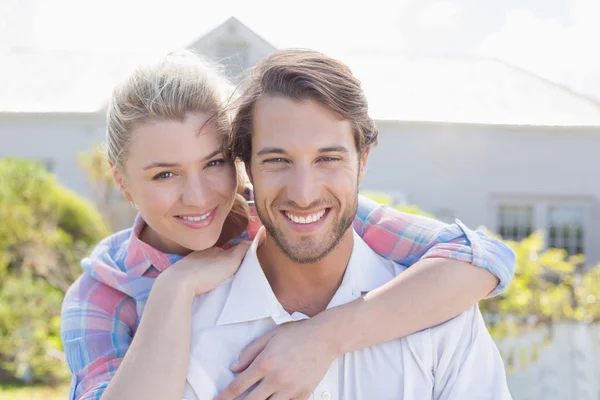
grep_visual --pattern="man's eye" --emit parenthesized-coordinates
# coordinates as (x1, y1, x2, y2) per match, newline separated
(264, 158, 287, 164)
(153, 171, 174, 180)
(207, 159, 226, 167)
(318, 157, 341, 163)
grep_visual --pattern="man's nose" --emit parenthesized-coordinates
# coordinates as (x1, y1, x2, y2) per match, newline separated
(285, 165, 321, 208)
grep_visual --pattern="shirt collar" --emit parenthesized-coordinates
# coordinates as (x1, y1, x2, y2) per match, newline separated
(217, 229, 289, 326)
(216, 229, 396, 326)
(125, 214, 180, 277)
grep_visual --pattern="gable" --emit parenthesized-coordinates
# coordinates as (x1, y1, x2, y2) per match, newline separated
(187, 17, 277, 82)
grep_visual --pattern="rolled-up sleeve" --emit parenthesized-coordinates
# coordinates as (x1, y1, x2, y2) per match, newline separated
(354, 195, 515, 296)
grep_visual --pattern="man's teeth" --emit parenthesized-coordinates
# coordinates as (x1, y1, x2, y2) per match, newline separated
(285, 210, 326, 224)
(180, 212, 211, 222)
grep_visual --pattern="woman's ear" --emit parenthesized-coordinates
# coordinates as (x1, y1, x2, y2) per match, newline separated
(109, 160, 133, 202)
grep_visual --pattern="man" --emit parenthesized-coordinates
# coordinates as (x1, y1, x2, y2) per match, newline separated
(183, 49, 512, 400)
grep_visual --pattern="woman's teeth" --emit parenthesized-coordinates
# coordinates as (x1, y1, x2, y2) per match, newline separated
(180, 212, 211, 222)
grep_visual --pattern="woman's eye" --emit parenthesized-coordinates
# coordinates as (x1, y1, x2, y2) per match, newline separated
(153, 171, 174, 180)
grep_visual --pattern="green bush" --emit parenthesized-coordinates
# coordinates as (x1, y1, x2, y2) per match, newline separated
(478, 231, 592, 338)
(0, 158, 108, 289)
(0, 275, 68, 384)
(0, 158, 108, 383)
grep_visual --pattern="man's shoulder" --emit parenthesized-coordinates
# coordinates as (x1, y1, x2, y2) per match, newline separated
(408, 304, 483, 340)
(400, 305, 485, 376)
(404, 305, 486, 364)
(352, 231, 408, 273)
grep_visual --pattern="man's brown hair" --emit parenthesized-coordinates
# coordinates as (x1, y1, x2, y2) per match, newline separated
(229, 49, 378, 163)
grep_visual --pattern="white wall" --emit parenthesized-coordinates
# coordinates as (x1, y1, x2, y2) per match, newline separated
(362, 121, 600, 263)
(0, 113, 105, 198)
(4, 114, 599, 263)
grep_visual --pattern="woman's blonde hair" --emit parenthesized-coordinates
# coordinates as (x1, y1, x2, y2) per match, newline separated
(106, 50, 249, 243)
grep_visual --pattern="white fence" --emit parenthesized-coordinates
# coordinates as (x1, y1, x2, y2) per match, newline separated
(494, 323, 600, 400)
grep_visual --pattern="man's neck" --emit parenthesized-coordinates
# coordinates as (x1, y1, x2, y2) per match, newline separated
(257, 229, 354, 317)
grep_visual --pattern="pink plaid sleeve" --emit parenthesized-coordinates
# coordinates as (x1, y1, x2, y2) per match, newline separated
(354, 196, 515, 296)
(61, 274, 137, 400)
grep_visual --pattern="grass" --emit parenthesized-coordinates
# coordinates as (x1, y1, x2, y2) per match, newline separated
(0, 382, 70, 400)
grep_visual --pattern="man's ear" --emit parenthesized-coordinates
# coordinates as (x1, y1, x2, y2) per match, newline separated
(109, 160, 133, 202)
(358, 147, 370, 184)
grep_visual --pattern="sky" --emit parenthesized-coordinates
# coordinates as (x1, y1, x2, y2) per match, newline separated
(2, 0, 600, 101)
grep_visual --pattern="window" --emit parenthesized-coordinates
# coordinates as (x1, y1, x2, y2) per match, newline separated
(497, 204, 534, 241)
(493, 198, 590, 259)
(548, 206, 585, 256)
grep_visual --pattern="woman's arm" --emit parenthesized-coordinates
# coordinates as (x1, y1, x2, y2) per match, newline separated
(61, 274, 192, 400)
(99, 276, 194, 400)
(62, 245, 249, 400)
(354, 195, 514, 295)
(334, 196, 516, 345)
(314, 258, 499, 354)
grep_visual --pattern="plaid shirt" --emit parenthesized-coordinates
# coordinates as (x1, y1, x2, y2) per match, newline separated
(61, 195, 515, 400)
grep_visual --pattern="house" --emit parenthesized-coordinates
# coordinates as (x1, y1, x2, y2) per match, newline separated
(2, 17, 600, 265)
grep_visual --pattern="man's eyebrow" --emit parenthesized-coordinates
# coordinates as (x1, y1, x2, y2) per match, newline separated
(256, 147, 287, 157)
(318, 146, 349, 153)
(256, 146, 350, 156)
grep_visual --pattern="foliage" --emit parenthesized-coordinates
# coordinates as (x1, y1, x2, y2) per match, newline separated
(78, 144, 136, 231)
(479, 231, 597, 337)
(0, 158, 109, 290)
(0, 276, 70, 384)
(0, 158, 108, 383)
(0, 381, 69, 400)
(78, 144, 115, 188)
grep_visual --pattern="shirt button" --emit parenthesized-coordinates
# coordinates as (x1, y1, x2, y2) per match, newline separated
(321, 391, 331, 400)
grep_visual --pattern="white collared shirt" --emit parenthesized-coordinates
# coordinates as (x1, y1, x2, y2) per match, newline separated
(183, 230, 512, 400)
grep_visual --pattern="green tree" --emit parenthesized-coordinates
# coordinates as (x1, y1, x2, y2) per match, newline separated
(479, 231, 590, 337)
(0, 158, 109, 383)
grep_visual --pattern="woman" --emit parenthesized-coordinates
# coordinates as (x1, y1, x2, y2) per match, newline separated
(61, 50, 514, 400)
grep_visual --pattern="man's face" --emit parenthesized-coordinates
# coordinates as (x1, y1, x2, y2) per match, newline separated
(248, 96, 369, 263)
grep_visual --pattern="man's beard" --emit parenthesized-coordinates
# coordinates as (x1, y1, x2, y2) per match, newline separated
(255, 191, 358, 264)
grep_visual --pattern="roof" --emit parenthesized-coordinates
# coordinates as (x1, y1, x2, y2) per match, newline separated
(3, 20, 600, 127)
(187, 16, 277, 57)
(344, 55, 600, 127)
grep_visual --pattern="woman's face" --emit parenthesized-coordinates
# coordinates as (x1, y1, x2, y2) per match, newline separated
(116, 113, 237, 255)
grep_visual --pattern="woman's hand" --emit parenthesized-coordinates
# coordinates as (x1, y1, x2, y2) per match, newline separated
(215, 318, 339, 400)
(158, 241, 251, 297)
